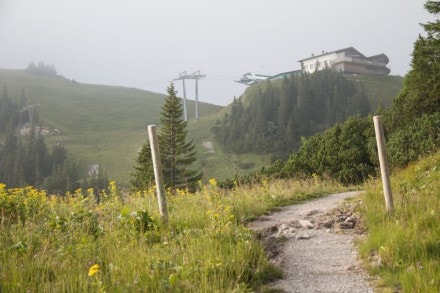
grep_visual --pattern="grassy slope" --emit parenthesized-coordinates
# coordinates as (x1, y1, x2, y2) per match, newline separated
(187, 108, 272, 181)
(347, 74, 404, 111)
(0, 69, 223, 184)
(359, 151, 440, 292)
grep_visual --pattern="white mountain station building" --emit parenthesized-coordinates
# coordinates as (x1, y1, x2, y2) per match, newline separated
(299, 47, 390, 76)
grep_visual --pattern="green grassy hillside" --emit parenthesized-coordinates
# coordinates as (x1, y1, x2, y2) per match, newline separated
(187, 114, 272, 181)
(0, 69, 223, 184)
(347, 74, 404, 111)
(0, 69, 404, 185)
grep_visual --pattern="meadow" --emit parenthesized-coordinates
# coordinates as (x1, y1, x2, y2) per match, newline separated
(359, 151, 440, 292)
(0, 178, 347, 292)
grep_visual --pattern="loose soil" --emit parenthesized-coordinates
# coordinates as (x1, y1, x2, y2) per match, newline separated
(249, 191, 374, 293)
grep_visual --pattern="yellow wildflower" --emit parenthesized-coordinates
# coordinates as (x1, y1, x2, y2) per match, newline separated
(208, 178, 217, 187)
(88, 264, 100, 277)
(87, 188, 94, 197)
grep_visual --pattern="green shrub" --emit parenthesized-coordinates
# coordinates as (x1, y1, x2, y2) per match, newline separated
(387, 113, 440, 168)
(282, 116, 376, 185)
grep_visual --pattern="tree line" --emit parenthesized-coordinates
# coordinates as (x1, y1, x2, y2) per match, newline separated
(0, 87, 109, 194)
(25, 62, 58, 77)
(212, 70, 370, 158)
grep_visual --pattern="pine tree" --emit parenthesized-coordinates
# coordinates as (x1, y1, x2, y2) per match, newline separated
(158, 83, 202, 191)
(130, 142, 154, 192)
(392, 0, 440, 127)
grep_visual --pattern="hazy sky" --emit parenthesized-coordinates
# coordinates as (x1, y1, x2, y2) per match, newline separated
(0, 0, 431, 106)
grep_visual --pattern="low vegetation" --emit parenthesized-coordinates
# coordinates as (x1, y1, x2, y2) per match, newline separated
(0, 178, 346, 292)
(359, 151, 440, 292)
(262, 112, 440, 185)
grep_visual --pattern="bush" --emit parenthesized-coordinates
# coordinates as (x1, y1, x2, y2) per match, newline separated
(282, 116, 376, 185)
(387, 113, 440, 167)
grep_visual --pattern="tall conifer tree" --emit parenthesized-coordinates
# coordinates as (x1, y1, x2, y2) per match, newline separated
(130, 83, 202, 192)
(158, 83, 202, 191)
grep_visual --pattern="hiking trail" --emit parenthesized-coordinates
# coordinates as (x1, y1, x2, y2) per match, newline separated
(249, 191, 374, 292)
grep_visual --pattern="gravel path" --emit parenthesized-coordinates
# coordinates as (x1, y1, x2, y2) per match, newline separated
(249, 191, 374, 293)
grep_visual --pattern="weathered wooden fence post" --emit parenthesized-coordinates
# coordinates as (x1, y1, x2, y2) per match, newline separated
(148, 125, 168, 224)
(373, 116, 394, 213)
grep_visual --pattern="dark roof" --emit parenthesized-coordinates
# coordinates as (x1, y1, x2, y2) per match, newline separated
(366, 53, 389, 64)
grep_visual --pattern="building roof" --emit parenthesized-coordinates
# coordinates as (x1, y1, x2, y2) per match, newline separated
(298, 47, 365, 62)
(268, 70, 302, 80)
(366, 53, 389, 64)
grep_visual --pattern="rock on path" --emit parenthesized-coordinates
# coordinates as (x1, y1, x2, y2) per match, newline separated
(249, 191, 374, 293)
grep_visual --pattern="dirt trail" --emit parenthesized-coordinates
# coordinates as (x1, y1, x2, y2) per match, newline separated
(249, 191, 374, 293)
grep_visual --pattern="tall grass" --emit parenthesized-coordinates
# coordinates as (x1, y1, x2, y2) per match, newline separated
(0, 178, 345, 292)
(359, 152, 440, 292)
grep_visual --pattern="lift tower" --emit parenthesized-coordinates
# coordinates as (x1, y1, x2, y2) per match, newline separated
(174, 70, 206, 121)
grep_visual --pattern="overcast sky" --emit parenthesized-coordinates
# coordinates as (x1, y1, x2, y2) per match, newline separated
(0, 0, 432, 106)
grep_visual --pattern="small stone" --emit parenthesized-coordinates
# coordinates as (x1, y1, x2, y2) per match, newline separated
(275, 225, 296, 239)
(319, 220, 334, 228)
(344, 216, 357, 223)
(289, 220, 303, 228)
(338, 214, 348, 222)
(340, 222, 355, 229)
(298, 220, 314, 229)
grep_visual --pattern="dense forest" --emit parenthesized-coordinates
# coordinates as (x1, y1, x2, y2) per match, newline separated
(212, 70, 370, 157)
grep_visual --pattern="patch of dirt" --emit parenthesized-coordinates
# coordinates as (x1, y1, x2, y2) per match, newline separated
(202, 141, 214, 153)
(249, 191, 374, 292)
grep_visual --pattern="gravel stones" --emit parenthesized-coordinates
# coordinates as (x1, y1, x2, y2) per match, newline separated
(249, 191, 373, 292)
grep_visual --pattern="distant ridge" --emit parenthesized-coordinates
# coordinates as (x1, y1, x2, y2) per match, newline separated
(0, 68, 224, 184)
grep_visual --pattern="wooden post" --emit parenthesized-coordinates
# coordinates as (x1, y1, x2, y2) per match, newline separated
(373, 116, 394, 213)
(148, 125, 168, 224)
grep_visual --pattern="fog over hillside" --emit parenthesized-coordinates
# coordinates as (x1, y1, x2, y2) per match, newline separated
(0, 0, 430, 105)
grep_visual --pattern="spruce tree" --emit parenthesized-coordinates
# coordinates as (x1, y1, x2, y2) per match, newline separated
(130, 83, 202, 192)
(130, 142, 154, 192)
(392, 0, 440, 127)
(158, 83, 202, 191)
